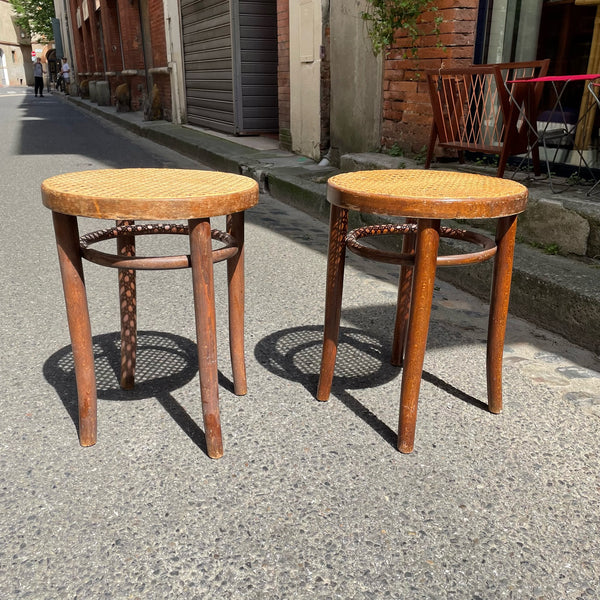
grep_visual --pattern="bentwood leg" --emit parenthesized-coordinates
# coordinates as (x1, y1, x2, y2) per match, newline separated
(391, 218, 417, 367)
(116, 220, 136, 390)
(189, 217, 223, 459)
(486, 215, 518, 414)
(226, 212, 247, 396)
(398, 219, 441, 453)
(317, 205, 349, 401)
(52, 212, 97, 446)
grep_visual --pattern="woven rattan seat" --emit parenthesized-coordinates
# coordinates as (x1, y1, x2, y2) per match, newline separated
(317, 169, 528, 453)
(43, 168, 259, 459)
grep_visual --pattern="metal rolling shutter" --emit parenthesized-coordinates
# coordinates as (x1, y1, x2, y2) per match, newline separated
(181, 0, 278, 135)
(232, 0, 278, 133)
(181, 0, 235, 133)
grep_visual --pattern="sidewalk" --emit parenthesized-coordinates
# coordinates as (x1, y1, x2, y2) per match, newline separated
(62, 94, 600, 356)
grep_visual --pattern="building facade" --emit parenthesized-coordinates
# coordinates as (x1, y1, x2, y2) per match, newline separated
(53, 0, 600, 166)
(53, 0, 176, 117)
(0, 0, 34, 86)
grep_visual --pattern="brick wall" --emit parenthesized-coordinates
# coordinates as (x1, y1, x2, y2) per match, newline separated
(67, 0, 171, 117)
(381, 0, 478, 154)
(277, 0, 291, 150)
(102, 0, 123, 72)
(149, 0, 167, 66)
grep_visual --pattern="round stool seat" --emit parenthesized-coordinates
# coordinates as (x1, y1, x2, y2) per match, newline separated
(327, 170, 528, 218)
(42, 168, 259, 220)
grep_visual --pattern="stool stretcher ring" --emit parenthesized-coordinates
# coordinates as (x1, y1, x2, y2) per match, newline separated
(345, 223, 497, 266)
(79, 223, 239, 270)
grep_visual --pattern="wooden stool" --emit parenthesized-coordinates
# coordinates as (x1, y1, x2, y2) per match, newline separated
(316, 170, 528, 453)
(42, 168, 259, 459)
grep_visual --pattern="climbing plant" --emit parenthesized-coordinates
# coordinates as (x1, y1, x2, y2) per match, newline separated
(362, 0, 443, 56)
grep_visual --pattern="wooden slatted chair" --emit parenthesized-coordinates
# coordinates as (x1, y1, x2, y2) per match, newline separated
(425, 60, 550, 177)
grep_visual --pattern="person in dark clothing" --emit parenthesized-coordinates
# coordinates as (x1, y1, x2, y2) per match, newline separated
(33, 58, 45, 97)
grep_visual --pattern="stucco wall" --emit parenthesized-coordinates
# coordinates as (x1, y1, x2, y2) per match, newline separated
(0, 0, 32, 86)
(330, 0, 382, 159)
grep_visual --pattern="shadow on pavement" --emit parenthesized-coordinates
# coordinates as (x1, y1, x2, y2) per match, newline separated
(254, 323, 487, 449)
(42, 330, 235, 456)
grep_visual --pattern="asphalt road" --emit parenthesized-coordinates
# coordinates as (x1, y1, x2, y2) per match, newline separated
(1, 87, 600, 599)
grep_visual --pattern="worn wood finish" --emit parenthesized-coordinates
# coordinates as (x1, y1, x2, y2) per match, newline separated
(189, 218, 223, 459)
(117, 220, 136, 390)
(52, 212, 97, 446)
(44, 169, 258, 459)
(327, 170, 528, 219)
(487, 215, 518, 414)
(316, 204, 349, 402)
(42, 169, 259, 220)
(227, 212, 247, 396)
(398, 219, 441, 453)
(391, 217, 417, 367)
(318, 169, 528, 454)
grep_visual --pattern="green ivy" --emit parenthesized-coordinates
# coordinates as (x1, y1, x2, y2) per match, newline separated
(362, 0, 442, 56)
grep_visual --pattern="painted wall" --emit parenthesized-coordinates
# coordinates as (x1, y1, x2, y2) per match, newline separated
(289, 0, 323, 161)
(330, 0, 382, 158)
(0, 0, 33, 86)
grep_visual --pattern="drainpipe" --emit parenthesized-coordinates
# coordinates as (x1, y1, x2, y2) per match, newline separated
(137, 0, 152, 93)
(114, 0, 126, 69)
(165, 15, 183, 124)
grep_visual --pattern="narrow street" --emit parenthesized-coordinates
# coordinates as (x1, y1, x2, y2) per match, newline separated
(1, 89, 600, 599)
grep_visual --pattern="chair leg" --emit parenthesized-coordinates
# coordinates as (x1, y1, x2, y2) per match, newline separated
(226, 212, 247, 396)
(317, 204, 348, 401)
(117, 220, 136, 390)
(52, 212, 97, 446)
(189, 217, 223, 459)
(487, 215, 518, 414)
(391, 218, 417, 367)
(398, 219, 440, 454)
(424, 122, 438, 169)
(531, 142, 542, 177)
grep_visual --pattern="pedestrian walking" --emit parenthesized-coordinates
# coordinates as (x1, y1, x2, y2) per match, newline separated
(33, 58, 45, 97)
(60, 58, 70, 94)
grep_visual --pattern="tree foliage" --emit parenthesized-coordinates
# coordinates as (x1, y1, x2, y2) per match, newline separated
(362, 0, 442, 56)
(8, 0, 55, 41)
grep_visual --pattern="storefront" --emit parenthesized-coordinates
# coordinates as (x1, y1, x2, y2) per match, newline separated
(475, 0, 600, 166)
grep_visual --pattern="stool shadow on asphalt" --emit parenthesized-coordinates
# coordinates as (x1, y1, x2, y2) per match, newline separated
(43, 330, 234, 455)
(254, 318, 487, 449)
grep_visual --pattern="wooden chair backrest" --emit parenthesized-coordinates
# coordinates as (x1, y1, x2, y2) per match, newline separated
(425, 59, 550, 175)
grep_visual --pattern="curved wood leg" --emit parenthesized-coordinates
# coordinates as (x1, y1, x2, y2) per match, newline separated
(52, 212, 97, 446)
(487, 215, 518, 414)
(117, 220, 136, 390)
(316, 205, 348, 401)
(226, 212, 247, 396)
(189, 218, 223, 459)
(391, 218, 417, 367)
(398, 219, 440, 454)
